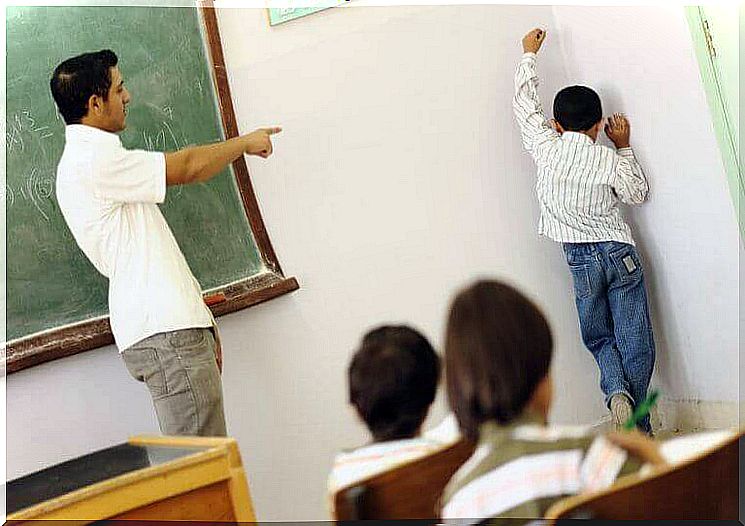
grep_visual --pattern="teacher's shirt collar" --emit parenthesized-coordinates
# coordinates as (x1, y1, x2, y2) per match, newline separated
(65, 124, 122, 145)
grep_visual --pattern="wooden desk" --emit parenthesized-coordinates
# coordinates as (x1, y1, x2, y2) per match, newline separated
(7, 435, 255, 524)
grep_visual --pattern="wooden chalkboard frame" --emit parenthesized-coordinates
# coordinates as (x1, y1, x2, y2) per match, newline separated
(6, 2, 299, 374)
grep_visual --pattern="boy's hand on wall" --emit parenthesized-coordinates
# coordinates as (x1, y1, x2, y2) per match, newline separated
(605, 113, 631, 148)
(522, 28, 546, 54)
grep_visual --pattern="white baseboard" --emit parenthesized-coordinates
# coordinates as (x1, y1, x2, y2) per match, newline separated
(652, 398, 740, 433)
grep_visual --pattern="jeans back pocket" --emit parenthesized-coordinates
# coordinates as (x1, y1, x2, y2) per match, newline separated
(609, 246, 642, 284)
(122, 348, 167, 398)
(168, 329, 207, 349)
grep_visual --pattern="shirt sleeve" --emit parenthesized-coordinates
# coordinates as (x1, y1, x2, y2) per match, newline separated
(579, 436, 630, 493)
(612, 147, 649, 205)
(512, 52, 560, 164)
(93, 146, 166, 204)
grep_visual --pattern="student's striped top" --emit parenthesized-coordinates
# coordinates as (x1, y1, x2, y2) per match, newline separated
(440, 413, 641, 525)
(328, 437, 444, 495)
(512, 52, 649, 246)
(328, 414, 460, 495)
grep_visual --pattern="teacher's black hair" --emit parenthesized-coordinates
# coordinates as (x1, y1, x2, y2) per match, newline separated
(50, 49, 118, 125)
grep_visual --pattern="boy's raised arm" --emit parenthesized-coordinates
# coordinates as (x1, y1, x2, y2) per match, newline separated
(512, 28, 559, 163)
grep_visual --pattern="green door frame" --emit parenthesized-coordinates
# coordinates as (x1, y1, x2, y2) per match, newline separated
(685, 6, 742, 239)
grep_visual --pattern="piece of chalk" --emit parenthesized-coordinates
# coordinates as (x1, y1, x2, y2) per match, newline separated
(204, 292, 228, 306)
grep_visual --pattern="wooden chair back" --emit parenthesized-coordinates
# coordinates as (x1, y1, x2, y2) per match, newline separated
(333, 439, 475, 521)
(545, 430, 743, 523)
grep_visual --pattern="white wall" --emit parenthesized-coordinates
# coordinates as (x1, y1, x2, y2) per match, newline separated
(7, 4, 740, 521)
(551, 5, 741, 421)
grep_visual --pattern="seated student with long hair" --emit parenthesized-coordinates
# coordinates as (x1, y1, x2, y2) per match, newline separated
(328, 325, 458, 497)
(440, 280, 665, 524)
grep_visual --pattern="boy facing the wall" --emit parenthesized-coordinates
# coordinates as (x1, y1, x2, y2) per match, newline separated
(512, 28, 655, 433)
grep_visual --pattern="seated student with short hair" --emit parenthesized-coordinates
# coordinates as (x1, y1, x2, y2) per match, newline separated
(440, 280, 665, 524)
(328, 325, 458, 495)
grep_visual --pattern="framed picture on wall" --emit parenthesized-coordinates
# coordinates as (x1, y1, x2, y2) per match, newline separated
(267, 1, 348, 26)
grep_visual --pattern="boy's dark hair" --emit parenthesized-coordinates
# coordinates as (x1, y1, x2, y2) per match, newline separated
(553, 85, 602, 132)
(445, 280, 553, 441)
(50, 49, 118, 125)
(349, 325, 440, 442)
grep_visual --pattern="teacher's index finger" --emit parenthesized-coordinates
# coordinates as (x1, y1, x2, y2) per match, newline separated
(263, 126, 283, 135)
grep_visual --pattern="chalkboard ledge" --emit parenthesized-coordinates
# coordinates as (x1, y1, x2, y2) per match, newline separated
(5, 272, 299, 375)
(208, 271, 299, 318)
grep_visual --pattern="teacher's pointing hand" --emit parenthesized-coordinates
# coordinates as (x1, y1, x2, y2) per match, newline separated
(245, 126, 282, 158)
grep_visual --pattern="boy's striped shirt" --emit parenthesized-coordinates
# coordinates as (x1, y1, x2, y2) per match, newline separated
(512, 52, 649, 246)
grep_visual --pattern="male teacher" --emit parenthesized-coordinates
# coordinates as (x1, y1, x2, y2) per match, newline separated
(50, 49, 280, 436)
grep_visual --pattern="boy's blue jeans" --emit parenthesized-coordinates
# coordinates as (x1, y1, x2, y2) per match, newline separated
(562, 241, 655, 433)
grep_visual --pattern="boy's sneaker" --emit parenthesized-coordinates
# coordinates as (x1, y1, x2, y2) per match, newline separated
(609, 394, 633, 431)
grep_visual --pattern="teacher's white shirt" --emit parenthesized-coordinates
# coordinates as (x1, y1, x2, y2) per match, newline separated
(56, 124, 213, 351)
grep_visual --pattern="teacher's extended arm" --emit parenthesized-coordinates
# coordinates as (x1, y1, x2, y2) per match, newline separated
(165, 126, 282, 185)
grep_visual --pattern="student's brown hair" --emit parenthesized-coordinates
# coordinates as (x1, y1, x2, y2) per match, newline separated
(349, 325, 440, 442)
(445, 280, 553, 441)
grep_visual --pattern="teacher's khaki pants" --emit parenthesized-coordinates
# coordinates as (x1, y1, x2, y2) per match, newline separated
(122, 328, 227, 436)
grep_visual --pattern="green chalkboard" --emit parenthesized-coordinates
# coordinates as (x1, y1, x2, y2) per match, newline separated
(6, 7, 271, 351)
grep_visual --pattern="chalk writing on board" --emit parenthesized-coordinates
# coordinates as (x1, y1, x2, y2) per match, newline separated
(3, 186, 12, 208)
(7, 110, 55, 153)
(5, 170, 55, 222)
